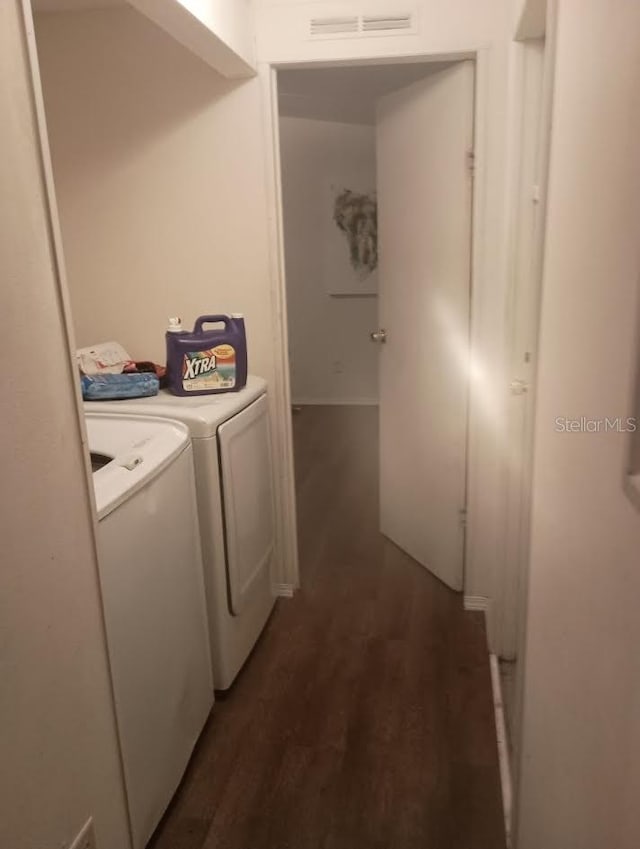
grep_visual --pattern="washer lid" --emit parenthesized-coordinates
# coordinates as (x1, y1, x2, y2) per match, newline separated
(85, 413, 190, 520)
(83, 375, 267, 439)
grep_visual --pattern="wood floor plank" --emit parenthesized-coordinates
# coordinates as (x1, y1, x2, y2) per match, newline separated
(149, 405, 506, 849)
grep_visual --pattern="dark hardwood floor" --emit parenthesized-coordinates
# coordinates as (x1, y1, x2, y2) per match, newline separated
(149, 405, 506, 849)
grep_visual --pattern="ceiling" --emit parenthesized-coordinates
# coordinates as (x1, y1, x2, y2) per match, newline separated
(278, 61, 455, 125)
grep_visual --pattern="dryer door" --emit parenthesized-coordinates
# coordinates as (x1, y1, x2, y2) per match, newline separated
(218, 394, 275, 615)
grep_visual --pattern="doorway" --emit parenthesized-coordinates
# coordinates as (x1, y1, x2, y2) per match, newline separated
(276, 59, 476, 594)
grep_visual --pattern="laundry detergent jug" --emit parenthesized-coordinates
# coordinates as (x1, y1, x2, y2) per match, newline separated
(165, 314, 248, 396)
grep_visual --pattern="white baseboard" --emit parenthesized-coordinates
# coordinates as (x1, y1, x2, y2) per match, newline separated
(463, 595, 491, 612)
(292, 397, 379, 407)
(464, 594, 500, 662)
(490, 654, 513, 848)
(275, 583, 295, 598)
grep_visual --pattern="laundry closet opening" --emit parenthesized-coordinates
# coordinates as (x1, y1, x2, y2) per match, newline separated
(277, 59, 476, 594)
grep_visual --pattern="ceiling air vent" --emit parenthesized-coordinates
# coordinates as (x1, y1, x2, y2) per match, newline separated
(310, 16, 359, 36)
(362, 13, 413, 32)
(309, 11, 416, 39)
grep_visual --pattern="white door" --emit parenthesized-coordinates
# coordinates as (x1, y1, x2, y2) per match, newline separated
(376, 61, 474, 591)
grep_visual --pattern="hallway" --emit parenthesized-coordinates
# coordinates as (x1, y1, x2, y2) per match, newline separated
(149, 405, 505, 849)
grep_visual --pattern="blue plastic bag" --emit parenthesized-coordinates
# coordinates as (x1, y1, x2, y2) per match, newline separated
(81, 372, 159, 401)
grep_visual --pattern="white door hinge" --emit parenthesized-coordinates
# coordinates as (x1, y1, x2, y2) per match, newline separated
(459, 507, 468, 528)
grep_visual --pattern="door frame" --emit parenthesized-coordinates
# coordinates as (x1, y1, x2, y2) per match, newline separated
(259, 48, 489, 603)
(499, 2, 557, 672)
(499, 38, 546, 661)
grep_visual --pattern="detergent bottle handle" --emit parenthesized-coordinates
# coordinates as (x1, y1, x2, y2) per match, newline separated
(193, 314, 232, 333)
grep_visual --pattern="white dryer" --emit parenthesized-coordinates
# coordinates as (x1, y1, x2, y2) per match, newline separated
(85, 376, 276, 689)
(87, 413, 213, 849)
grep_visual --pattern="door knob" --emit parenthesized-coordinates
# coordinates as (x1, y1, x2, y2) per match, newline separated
(370, 329, 387, 344)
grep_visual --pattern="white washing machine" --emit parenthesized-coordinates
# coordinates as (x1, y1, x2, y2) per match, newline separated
(87, 412, 213, 849)
(85, 375, 276, 690)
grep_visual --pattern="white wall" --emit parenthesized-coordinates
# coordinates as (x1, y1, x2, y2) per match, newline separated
(35, 7, 270, 366)
(633, 386, 640, 472)
(280, 115, 379, 404)
(255, 0, 517, 638)
(0, 3, 131, 848)
(516, 1, 640, 846)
